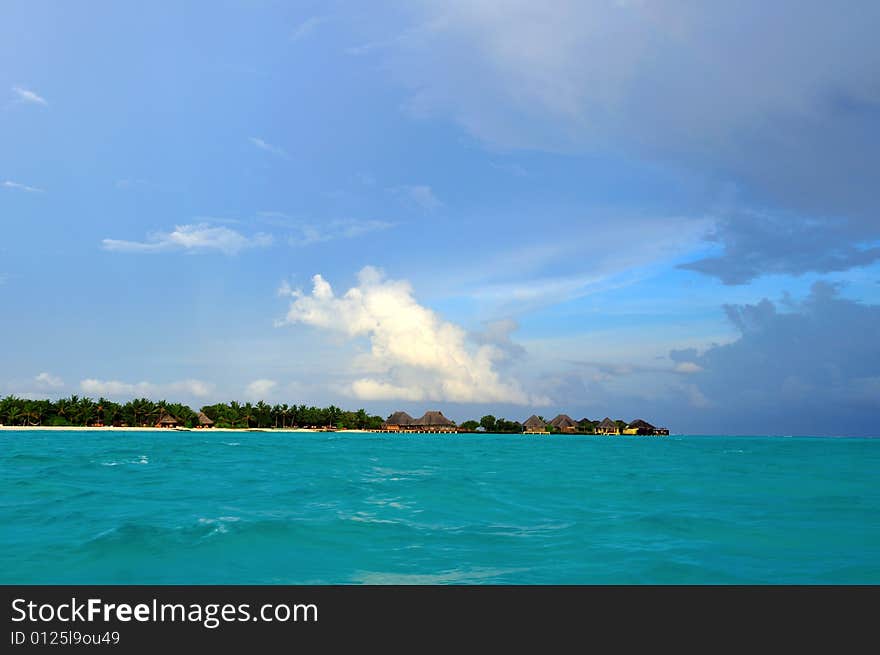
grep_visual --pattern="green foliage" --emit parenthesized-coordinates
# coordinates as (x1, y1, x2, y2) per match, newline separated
(0, 395, 384, 431)
(494, 418, 522, 433)
(475, 415, 521, 433)
(459, 420, 480, 431)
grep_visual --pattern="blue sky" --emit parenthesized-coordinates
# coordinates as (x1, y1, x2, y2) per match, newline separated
(2, 1, 879, 435)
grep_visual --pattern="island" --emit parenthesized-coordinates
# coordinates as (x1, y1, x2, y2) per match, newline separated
(0, 395, 668, 435)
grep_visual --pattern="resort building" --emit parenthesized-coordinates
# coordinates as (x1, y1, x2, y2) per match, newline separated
(196, 411, 215, 429)
(595, 417, 620, 435)
(623, 419, 670, 436)
(409, 410, 457, 433)
(522, 415, 549, 434)
(383, 411, 415, 432)
(549, 414, 578, 433)
(623, 419, 655, 435)
(155, 411, 179, 429)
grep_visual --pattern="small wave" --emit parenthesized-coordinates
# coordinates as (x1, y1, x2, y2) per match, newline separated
(352, 567, 528, 584)
(197, 516, 241, 536)
(341, 511, 398, 525)
(223, 442, 240, 446)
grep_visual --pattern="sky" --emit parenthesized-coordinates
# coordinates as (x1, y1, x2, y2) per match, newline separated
(2, 1, 879, 436)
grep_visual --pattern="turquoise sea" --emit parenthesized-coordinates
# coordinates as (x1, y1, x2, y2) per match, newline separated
(2, 430, 879, 584)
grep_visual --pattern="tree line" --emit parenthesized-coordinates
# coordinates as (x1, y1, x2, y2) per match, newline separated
(457, 415, 628, 434)
(0, 396, 632, 433)
(0, 395, 385, 430)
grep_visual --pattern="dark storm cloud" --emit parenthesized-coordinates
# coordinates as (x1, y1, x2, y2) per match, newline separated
(679, 212, 880, 285)
(669, 282, 880, 435)
(388, 1, 880, 282)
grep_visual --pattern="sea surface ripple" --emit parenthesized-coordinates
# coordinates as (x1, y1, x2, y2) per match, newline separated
(2, 431, 879, 583)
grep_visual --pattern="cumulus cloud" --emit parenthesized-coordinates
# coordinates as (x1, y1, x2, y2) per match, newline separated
(102, 223, 273, 255)
(245, 379, 277, 399)
(249, 137, 288, 158)
(469, 319, 526, 360)
(380, 1, 880, 281)
(288, 219, 394, 246)
(2, 180, 43, 193)
(12, 86, 47, 106)
(667, 282, 880, 435)
(278, 267, 548, 405)
(79, 378, 213, 398)
(34, 372, 64, 389)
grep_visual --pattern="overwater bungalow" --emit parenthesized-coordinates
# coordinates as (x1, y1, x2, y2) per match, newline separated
(623, 419, 654, 435)
(155, 412, 179, 429)
(522, 415, 549, 434)
(196, 411, 215, 429)
(623, 419, 670, 436)
(409, 410, 457, 433)
(549, 414, 578, 433)
(383, 411, 415, 432)
(595, 417, 620, 435)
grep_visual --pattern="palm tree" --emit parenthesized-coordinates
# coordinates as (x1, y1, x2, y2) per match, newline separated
(7, 406, 23, 426)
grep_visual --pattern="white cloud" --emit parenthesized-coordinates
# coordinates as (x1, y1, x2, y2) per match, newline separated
(12, 86, 47, 106)
(2, 180, 43, 193)
(391, 185, 442, 211)
(249, 137, 288, 158)
(102, 223, 273, 255)
(79, 378, 213, 398)
(245, 379, 277, 399)
(288, 218, 394, 246)
(34, 372, 64, 389)
(673, 362, 703, 374)
(291, 15, 331, 42)
(278, 266, 549, 405)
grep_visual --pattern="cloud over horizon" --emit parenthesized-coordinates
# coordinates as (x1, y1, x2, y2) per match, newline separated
(667, 281, 880, 435)
(79, 378, 214, 399)
(34, 372, 64, 389)
(245, 378, 278, 400)
(278, 266, 549, 406)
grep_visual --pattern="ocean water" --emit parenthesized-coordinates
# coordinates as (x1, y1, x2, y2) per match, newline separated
(2, 430, 879, 584)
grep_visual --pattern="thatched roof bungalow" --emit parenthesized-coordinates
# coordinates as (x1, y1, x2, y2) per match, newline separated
(549, 414, 578, 433)
(595, 417, 620, 435)
(197, 411, 215, 429)
(522, 414, 549, 434)
(383, 411, 415, 432)
(410, 410, 457, 433)
(623, 418, 655, 435)
(156, 411, 179, 429)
